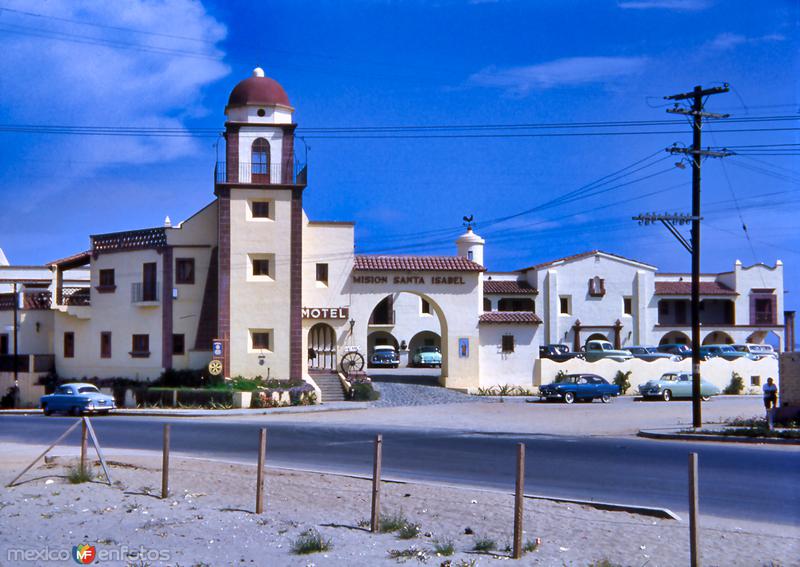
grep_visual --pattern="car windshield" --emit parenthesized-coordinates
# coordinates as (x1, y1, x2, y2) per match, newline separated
(646, 347, 660, 353)
(661, 374, 678, 381)
(555, 375, 579, 384)
(733, 345, 747, 352)
(719, 346, 735, 353)
(629, 347, 645, 354)
(78, 386, 100, 394)
(419, 346, 440, 353)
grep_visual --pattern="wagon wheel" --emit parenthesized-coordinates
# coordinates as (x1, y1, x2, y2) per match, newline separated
(340, 351, 365, 375)
(208, 359, 223, 376)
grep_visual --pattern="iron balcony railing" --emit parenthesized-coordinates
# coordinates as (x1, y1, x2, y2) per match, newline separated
(59, 287, 91, 306)
(754, 311, 777, 325)
(131, 282, 160, 303)
(214, 160, 307, 185)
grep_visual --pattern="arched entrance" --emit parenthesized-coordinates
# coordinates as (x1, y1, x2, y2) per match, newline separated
(703, 330, 734, 345)
(660, 331, 690, 345)
(586, 332, 609, 343)
(307, 323, 337, 371)
(367, 331, 399, 354)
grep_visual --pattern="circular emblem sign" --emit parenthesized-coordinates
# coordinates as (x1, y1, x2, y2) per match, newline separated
(208, 360, 223, 376)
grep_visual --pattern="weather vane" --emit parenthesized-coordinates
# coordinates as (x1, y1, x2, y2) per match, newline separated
(462, 215, 475, 229)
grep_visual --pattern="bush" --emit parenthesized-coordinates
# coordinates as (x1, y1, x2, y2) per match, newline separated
(433, 539, 455, 556)
(351, 381, 379, 401)
(397, 523, 420, 540)
(723, 372, 745, 395)
(67, 464, 93, 484)
(291, 529, 331, 554)
(613, 370, 632, 395)
(472, 537, 496, 552)
(152, 368, 219, 389)
(379, 511, 408, 533)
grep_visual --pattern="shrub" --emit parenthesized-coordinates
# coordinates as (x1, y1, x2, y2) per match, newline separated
(291, 529, 331, 554)
(67, 464, 93, 484)
(397, 522, 420, 540)
(387, 547, 428, 562)
(433, 539, 455, 556)
(523, 538, 541, 553)
(472, 536, 496, 552)
(555, 370, 569, 382)
(613, 370, 632, 395)
(723, 372, 745, 395)
(379, 511, 408, 533)
(351, 381, 379, 401)
(152, 368, 219, 389)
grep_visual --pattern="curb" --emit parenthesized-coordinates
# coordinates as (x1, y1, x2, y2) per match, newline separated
(638, 429, 799, 445)
(0, 405, 368, 418)
(522, 492, 680, 520)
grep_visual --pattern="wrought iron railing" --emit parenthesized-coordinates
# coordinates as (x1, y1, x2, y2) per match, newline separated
(59, 287, 91, 306)
(214, 160, 307, 185)
(131, 282, 160, 303)
(754, 311, 776, 325)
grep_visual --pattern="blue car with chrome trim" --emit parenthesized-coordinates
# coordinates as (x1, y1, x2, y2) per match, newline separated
(539, 373, 620, 404)
(40, 383, 116, 416)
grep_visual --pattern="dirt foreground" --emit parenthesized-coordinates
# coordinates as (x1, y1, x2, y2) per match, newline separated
(0, 443, 796, 566)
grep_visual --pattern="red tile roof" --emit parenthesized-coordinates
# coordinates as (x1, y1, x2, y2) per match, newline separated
(48, 250, 91, 269)
(354, 255, 485, 272)
(479, 311, 542, 325)
(519, 250, 656, 272)
(483, 280, 538, 295)
(654, 281, 737, 295)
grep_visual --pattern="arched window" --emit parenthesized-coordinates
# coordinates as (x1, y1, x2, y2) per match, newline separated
(251, 138, 270, 182)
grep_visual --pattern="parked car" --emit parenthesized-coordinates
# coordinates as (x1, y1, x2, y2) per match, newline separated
(638, 372, 720, 401)
(733, 343, 778, 360)
(656, 343, 692, 359)
(582, 340, 634, 362)
(626, 346, 681, 362)
(539, 344, 585, 362)
(369, 345, 400, 368)
(539, 373, 620, 404)
(40, 383, 116, 416)
(699, 344, 758, 361)
(412, 346, 442, 368)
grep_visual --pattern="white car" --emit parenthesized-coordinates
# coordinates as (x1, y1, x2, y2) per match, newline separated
(733, 343, 778, 360)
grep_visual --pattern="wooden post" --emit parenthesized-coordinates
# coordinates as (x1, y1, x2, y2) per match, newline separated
(513, 443, 525, 559)
(80, 418, 88, 476)
(689, 452, 700, 567)
(255, 428, 266, 514)
(161, 424, 170, 499)
(370, 434, 383, 533)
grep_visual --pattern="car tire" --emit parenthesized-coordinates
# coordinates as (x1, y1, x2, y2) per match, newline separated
(662, 390, 672, 402)
(701, 395, 711, 402)
(601, 394, 612, 404)
(69, 406, 82, 416)
(42, 405, 52, 416)
(564, 392, 575, 404)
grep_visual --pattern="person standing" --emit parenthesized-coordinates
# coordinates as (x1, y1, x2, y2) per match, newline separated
(763, 377, 778, 410)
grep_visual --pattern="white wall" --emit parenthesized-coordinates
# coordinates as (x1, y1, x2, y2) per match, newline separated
(478, 324, 540, 389)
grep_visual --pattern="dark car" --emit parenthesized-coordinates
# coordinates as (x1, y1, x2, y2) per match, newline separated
(539, 344, 585, 362)
(539, 373, 620, 404)
(369, 346, 400, 368)
(657, 344, 692, 358)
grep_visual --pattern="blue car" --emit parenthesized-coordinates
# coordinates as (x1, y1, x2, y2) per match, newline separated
(41, 383, 116, 416)
(539, 373, 620, 404)
(369, 346, 400, 368)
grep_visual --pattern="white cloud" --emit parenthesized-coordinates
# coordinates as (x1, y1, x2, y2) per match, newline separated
(706, 32, 787, 51)
(617, 0, 712, 10)
(0, 0, 229, 169)
(469, 56, 649, 95)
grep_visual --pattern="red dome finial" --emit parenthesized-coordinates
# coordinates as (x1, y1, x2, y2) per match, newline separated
(226, 68, 290, 109)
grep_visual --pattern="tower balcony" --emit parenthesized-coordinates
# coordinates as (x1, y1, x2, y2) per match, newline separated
(214, 160, 307, 187)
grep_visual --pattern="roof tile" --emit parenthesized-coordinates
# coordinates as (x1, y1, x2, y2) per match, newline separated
(483, 280, 538, 295)
(654, 281, 737, 295)
(354, 255, 485, 272)
(479, 311, 542, 325)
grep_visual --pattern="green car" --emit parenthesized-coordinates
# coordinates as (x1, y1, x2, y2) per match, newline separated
(638, 372, 720, 401)
(412, 346, 442, 368)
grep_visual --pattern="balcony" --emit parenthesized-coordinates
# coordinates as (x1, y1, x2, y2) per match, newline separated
(214, 160, 307, 186)
(131, 282, 160, 306)
(59, 287, 90, 306)
(754, 311, 777, 325)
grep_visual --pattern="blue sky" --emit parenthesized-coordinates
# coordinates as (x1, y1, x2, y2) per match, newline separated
(0, 0, 797, 310)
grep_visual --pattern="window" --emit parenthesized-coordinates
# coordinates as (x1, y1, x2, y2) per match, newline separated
(421, 298, 432, 315)
(483, 298, 491, 312)
(659, 301, 670, 316)
(172, 334, 185, 355)
(131, 334, 150, 357)
(559, 296, 571, 315)
(98, 269, 115, 289)
(588, 276, 606, 297)
(623, 297, 633, 315)
(175, 258, 195, 284)
(316, 263, 329, 285)
(468, 250, 474, 261)
(252, 201, 270, 218)
(251, 330, 271, 351)
(253, 258, 270, 277)
(100, 332, 112, 359)
(751, 375, 761, 386)
(142, 262, 158, 301)
(0, 334, 8, 355)
(501, 334, 515, 353)
(64, 332, 74, 358)
(251, 138, 270, 182)
(498, 298, 535, 312)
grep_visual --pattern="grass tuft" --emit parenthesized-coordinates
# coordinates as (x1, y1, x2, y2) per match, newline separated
(67, 465, 93, 484)
(523, 537, 541, 553)
(380, 510, 408, 533)
(397, 522, 420, 540)
(432, 539, 455, 556)
(472, 536, 496, 552)
(291, 529, 331, 555)
(387, 546, 428, 562)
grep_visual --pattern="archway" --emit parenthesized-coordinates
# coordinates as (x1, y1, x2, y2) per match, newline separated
(764, 330, 781, 351)
(408, 331, 441, 367)
(660, 331, 690, 346)
(367, 331, 399, 354)
(703, 330, 734, 345)
(586, 332, 609, 343)
(746, 331, 767, 344)
(307, 323, 337, 371)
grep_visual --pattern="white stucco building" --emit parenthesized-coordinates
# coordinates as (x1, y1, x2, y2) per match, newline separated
(0, 69, 793, 396)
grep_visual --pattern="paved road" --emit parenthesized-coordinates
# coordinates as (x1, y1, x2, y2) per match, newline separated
(1, 415, 797, 526)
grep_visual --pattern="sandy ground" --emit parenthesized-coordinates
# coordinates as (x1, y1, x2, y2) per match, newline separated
(234, 396, 771, 437)
(0, 443, 797, 566)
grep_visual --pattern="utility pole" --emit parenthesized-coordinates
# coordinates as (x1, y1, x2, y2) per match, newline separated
(635, 84, 729, 429)
(12, 282, 19, 408)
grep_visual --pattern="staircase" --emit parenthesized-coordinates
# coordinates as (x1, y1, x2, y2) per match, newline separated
(310, 371, 347, 402)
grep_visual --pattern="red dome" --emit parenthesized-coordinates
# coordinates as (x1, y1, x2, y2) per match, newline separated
(227, 70, 290, 109)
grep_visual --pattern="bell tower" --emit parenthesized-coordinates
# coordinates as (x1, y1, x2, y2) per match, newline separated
(216, 67, 307, 380)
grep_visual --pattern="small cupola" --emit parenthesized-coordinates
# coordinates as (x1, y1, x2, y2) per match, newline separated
(456, 227, 485, 266)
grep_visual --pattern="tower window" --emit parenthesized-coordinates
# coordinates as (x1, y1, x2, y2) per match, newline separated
(252, 201, 270, 218)
(468, 250, 474, 261)
(623, 297, 633, 315)
(559, 296, 571, 315)
(251, 138, 270, 181)
(250, 330, 272, 351)
(421, 298, 432, 315)
(253, 258, 270, 277)
(64, 332, 75, 358)
(100, 332, 112, 359)
(502, 335, 515, 353)
(176, 258, 195, 284)
(316, 263, 328, 285)
(257, 108, 266, 117)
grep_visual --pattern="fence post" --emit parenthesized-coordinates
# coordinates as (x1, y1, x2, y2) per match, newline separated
(161, 424, 170, 499)
(689, 452, 700, 567)
(80, 418, 88, 476)
(513, 442, 525, 559)
(255, 428, 266, 514)
(371, 434, 383, 533)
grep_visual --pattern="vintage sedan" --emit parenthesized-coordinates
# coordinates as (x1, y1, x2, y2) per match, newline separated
(40, 383, 116, 416)
(539, 373, 620, 404)
(638, 372, 720, 401)
(369, 345, 400, 368)
(626, 346, 681, 362)
(412, 346, 442, 368)
(699, 344, 758, 361)
(539, 344, 585, 362)
(582, 340, 634, 362)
